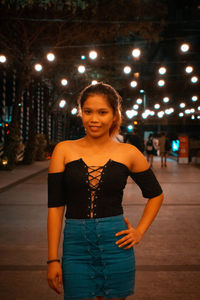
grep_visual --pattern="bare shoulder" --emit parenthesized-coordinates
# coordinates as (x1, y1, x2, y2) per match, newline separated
(119, 143, 149, 172)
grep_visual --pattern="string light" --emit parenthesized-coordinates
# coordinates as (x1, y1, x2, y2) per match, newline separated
(158, 67, 167, 75)
(180, 103, 186, 108)
(163, 97, 170, 103)
(136, 98, 143, 104)
(133, 104, 139, 110)
(46, 53, 55, 61)
(157, 111, 164, 118)
(132, 48, 141, 58)
(154, 104, 160, 109)
(59, 99, 66, 108)
(126, 110, 138, 119)
(180, 43, 190, 52)
(89, 51, 97, 60)
(34, 64, 42, 71)
(71, 108, 78, 115)
(192, 96, 198, 102)
(158, 80, 165, 87)
(91, 80, 98, 85)
(61, 79, 68, 86)
(0, 55, 6, 63)
(130, 81, 137, 88)
(191, 76, 198, 83)
(185, 66, 193, 74)
(179, 112, 184, 117)
(78, 65, 86, 73)
(123, 66, 131, 74)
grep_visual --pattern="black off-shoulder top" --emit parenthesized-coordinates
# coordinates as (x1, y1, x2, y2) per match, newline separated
(48, 158, 162, 219)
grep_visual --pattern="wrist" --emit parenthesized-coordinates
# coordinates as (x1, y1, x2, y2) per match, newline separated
(47, 258, 60, 264)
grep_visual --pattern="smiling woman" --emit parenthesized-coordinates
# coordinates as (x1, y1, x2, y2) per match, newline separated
(78, 82, 122, 137)
(47, 82, 164, 300)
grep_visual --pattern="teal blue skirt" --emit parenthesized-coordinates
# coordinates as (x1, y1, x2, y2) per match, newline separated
(61, 214, 135, 300)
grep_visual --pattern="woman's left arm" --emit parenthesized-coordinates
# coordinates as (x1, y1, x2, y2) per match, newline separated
(115, 144, 164, 249)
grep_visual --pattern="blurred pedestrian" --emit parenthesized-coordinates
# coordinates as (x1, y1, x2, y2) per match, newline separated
(159, 132, 170, 167)
(145, 134, 155, 167)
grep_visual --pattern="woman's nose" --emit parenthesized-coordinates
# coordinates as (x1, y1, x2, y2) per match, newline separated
(90, 113, 99, 122)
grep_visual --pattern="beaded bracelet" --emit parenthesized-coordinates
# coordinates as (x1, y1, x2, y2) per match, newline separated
(47, 259, 60, 264)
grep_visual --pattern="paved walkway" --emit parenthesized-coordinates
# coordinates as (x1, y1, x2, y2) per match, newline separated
(0, 160, 49, 192)
(0, 157, 199, 299)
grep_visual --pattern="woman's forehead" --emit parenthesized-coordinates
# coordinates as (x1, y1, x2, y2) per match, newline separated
(83, 94, 112, 109)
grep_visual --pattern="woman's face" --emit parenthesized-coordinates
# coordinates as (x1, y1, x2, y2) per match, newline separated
(81, 94, 116, 138)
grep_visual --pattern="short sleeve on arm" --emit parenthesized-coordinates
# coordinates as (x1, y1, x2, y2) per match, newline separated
(48, 172, 66, 207)
(129, 168, 163, 198)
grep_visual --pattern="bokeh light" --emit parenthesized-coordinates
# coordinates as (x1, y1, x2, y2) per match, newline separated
(130, 81, 137, 88)
(46, 53, 55, 61)
(34, 64, 42, 72)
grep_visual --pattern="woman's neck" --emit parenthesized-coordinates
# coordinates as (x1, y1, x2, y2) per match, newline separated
(83, 134, 114, 149)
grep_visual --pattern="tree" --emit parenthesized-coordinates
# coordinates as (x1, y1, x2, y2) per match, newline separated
(0, 0, 167, 167)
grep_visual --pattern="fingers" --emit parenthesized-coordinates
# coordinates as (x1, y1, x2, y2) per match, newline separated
(116, 237, 133, 248)
(48, 277, 62, 294)
(115, 229, 129, 236)
(47, 272, 63, 294)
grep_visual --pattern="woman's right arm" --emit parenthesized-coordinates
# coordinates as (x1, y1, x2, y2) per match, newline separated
(47, 142, 66, 294)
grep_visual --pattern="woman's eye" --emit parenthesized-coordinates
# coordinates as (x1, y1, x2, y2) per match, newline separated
(84, 110, 91, 114)
(99, 111, 107, 115)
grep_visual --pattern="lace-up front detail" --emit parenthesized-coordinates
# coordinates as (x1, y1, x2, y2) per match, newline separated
(87, 166, 104, 218)
(82, 159, 111, 218)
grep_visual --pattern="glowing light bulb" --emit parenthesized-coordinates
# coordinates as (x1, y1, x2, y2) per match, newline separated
(91, 80, 98, 85)
(180, 43, 190, 52)
(59, 99, 66, 108)
(133, 104, 139, 110)
(192, 96, 198, 102)
(130, 81, 137, 88)
(123, 66, 131, 74)
(78, 65, 86, 73)
(180, 103, 186, 108)
(71, 108, 77, 115)
(191, 76, 198, 83)
(34, 64, 42, 71)
(47, 53, 55, 61)
(132, 48, 141, 58)
(185, 66, 193, 74)
(158, 80, 165, 87)
(158, 67, 167, 75)
(136, 98, 143, 104)
(89, 51, 97, 60)
(0, 55, 6, 63)
(61, 79, 68, 86)
(154, 104, 160, 109)
(163, 97, 169, 103)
